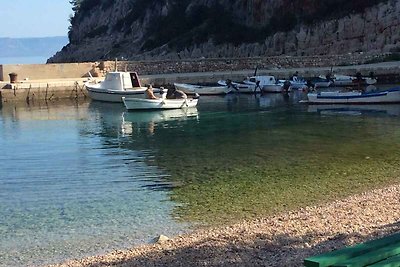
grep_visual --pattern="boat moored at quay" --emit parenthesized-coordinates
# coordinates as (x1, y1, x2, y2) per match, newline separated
(305, 87, 400, 104)
(85, 72, 162, 102)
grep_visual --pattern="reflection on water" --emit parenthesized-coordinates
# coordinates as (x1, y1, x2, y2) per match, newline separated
(123, 107, 199, 136)
(115, 92, 400, 224)
(123, 107, 199, 123)
(1, 92, 400, 266)
(308, 104, 400, 116)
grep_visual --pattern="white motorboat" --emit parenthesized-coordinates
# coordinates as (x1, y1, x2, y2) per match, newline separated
(122, 96, 199, 110)
(243, 76, 284, 93)
(85, 72, 161, 102)
(174, 83, 232, 95)
(305, 87, 400, 104)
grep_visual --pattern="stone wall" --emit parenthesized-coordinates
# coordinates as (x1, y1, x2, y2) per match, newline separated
(0, 63, 95, 82)
(98, 53, 388, 76)
(0, 53, 396, 84)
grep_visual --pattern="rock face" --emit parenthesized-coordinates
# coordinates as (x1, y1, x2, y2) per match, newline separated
(49, 0, 400, 63)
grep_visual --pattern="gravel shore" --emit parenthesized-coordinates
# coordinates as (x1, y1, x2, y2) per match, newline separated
(50, 184, 400, 267)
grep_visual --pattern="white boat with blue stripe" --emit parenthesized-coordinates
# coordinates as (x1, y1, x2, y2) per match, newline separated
(306, 87, 400, 104)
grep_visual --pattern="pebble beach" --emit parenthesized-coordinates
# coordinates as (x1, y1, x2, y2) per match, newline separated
(49, 183, 400, 267)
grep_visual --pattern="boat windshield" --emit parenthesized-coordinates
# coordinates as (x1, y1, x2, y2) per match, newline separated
(130, 72, 142, 88)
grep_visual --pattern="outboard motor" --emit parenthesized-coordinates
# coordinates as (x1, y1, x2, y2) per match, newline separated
(283, 80, 291, 93)
(159, 87, 168, 99)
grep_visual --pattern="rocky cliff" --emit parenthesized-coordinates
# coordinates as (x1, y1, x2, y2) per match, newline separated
(49, 0, 400, 63)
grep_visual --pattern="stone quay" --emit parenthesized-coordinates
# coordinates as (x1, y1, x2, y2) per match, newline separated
(1, 55, 400, 103)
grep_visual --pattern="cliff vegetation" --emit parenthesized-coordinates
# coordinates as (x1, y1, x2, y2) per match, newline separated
(49, 0, 400, 62)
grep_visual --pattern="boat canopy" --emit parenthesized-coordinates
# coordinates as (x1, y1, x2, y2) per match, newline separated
(100, 72, 142, 91)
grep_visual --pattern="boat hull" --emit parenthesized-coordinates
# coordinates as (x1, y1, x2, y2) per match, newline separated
(333, 79, 353, 87)
(174, 83, 230, 95)
(87, 87, 150, 102)
(218, 80, 258, 93)
(307, 88, 400, 104)
(290, 82, 308, 90)
(86, 86, 164, 103)
(235, 84, 259, 93)
(332, 75, 378, 87)
(314, 81, 332, 88)
(123, 97, 199, 110)
(262, 84, 284, 93)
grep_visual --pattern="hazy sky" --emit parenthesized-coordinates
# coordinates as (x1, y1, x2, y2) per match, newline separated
(0, 0, 72, 38)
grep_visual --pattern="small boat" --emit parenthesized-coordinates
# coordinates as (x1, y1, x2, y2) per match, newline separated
(242, 76, 284, 93)
(85, 72, 161, 102)
(174, 83, 232, 95)
(331, 74, 354, 86)
(122, 96, 199, 110)
(217, 80, 256, 93)
(305, 87, 400, 104)
(279, 76, 308, 91)
(289, 76, 308, 90)
(333, 74, 378, 86)
(312, 77, 332, 88)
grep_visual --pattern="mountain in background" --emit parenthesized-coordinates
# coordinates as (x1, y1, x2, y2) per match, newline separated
(49, 0, 400, 63)
(0, 36, 68, 58)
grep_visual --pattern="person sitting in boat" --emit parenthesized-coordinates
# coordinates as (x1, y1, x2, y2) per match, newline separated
(166, 87, 187, 99)
(283, 80, 291, 93)
(145, 84, 158, 99)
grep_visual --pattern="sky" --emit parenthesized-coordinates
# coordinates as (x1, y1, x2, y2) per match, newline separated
(0, 0, 72, 38)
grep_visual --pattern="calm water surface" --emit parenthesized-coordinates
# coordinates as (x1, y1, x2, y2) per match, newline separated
(1, 92, 400, 266)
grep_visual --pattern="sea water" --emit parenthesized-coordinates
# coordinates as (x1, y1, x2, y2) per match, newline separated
(1, 92, 400, 266)
(0, 101, 191, 266)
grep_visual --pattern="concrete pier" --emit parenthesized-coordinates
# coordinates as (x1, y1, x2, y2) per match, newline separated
(1, 61, 400, 103)
(0, 79, 88, 103)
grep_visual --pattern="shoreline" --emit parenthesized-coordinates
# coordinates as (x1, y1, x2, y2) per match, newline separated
(49, 183, 400, 267)
(1, 60, 400, 103)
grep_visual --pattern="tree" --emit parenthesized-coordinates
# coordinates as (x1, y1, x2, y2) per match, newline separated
(69, 0, 84, 12)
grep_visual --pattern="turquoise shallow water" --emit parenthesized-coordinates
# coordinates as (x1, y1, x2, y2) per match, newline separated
(1, 92, 400, 266)
(0, 102, 191, 266)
